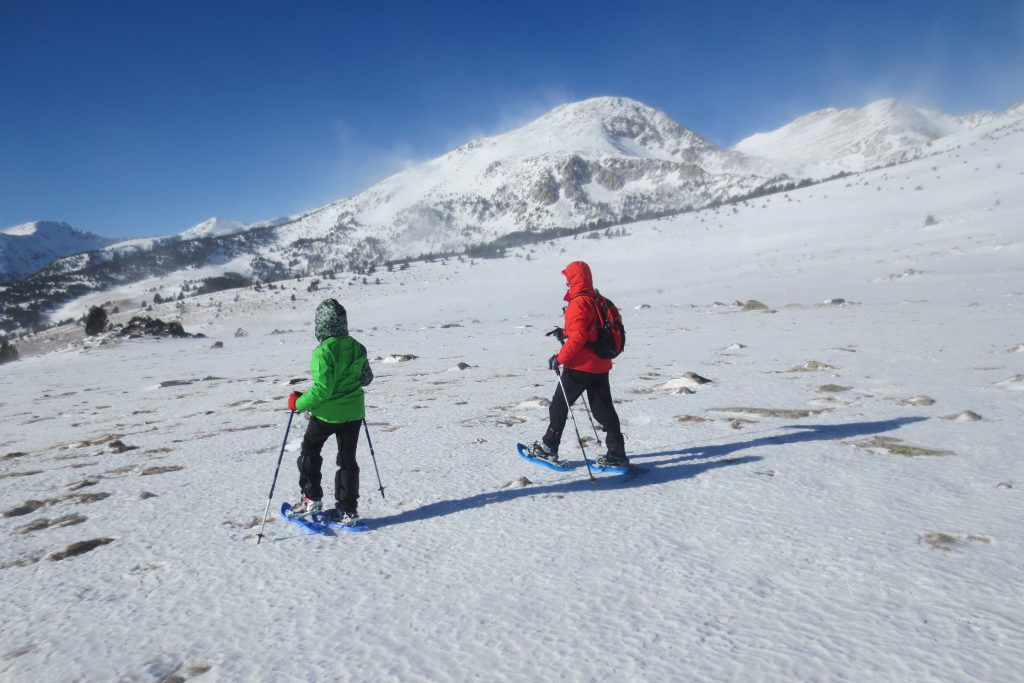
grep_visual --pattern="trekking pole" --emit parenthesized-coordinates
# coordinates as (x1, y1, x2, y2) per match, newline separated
(256, 410, 295, 545)
(555, 368, 595, 481)
(579, 394, 603, 446)
(362, 419, 387, 500)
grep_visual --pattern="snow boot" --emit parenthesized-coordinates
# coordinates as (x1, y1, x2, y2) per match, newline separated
(597, 434, 630, 469)
(596, 452, 631, 469)
(324, 506, 361, 527)
(288, 496, 322, 517)
(527, 440, 560, 464)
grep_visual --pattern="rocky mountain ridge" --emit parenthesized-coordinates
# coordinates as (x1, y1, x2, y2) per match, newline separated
(3, 96, 1020, 335)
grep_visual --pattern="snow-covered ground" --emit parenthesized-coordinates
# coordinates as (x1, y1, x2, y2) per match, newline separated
(1, 112, 1022, 681)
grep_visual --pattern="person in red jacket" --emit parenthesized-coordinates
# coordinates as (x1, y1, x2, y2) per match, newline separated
(527, 260, 628, 468)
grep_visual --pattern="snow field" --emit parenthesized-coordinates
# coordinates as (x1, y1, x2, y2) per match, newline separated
(1, 117, 1022, 680)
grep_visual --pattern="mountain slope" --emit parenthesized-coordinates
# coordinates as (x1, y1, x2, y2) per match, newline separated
(4, 97, 1020, 336)
(0, 97, 798, 334)
(179, 217, 248, 240)
(733, 98, 1022, 174)
(271, 97, 792, 259)
(0, 221, 115, 283)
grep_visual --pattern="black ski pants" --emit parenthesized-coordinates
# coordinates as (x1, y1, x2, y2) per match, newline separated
(544, 368, 624, 456)
(297, 416, 361, 513)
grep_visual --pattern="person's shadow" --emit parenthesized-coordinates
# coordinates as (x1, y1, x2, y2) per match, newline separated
(368, 416, 927, 530)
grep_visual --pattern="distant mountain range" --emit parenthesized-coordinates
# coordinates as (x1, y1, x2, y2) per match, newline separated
(2, 96, 1022, 334)
(0, 221, 115, 283)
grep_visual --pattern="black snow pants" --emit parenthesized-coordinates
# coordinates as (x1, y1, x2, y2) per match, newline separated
(297, 416, 361, 513)
(543, 368, 624, 456)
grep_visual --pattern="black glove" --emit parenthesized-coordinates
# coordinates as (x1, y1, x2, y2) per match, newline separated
(548, 355, 560, 371)
(545, 326, 565, 343)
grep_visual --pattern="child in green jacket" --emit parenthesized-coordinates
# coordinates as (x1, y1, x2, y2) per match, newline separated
(286, 298, 373, 526)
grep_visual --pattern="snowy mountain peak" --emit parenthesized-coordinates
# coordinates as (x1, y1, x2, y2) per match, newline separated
(180, 217, 247, 240)
(517, 96, 714, 161)
(3, 220, 80, 238)
(264, 96, 789, 264)
(732, 98, 963, 173)
(0, 221, 115, 283)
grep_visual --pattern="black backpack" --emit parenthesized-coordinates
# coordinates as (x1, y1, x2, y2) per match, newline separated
(585, 291, 626, 359)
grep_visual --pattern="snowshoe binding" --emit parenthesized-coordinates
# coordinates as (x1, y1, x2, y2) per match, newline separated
(286, 496, 322, 518)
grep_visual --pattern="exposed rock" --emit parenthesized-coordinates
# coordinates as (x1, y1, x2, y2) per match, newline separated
(500, 476, 534, 489)
(117, 316, 196, 339)
(660, 372, 712, 392)
(790, 360, 838, 372)
(383, 354, 418, 363)
(900, 395, 936, 406)
(880, 268, 925, 281)
(211, 341, 224, 349)
(1009, 344, 1024, 353)
(142, 465, 185, 476)
(234, 327, 247, 337)
(515, 397, 551, 410)
(851, 436, 952, 457)
(711, 407, 824, 419)
(593, 164, 625, 191)
(48, 538, 115, 561)
(531, 173, 559, 205)
(941, 410, 982, 422)
(736, 299, 772, 312)
(108, 440, 139, 454)
(2, 499, 46, 518)
(817, 384, 852, 393)
(160, 376, 223, 388)
(996, 374, 1024, 391)
(920, 532, 990, 552)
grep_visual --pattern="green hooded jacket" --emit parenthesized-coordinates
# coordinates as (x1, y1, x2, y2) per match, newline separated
(294, 299, 373, 424)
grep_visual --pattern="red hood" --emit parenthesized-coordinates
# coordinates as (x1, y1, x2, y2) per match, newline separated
(562, 261, 595, 301)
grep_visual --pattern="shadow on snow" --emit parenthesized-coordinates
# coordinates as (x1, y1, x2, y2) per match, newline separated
(368, 417, 927, 531)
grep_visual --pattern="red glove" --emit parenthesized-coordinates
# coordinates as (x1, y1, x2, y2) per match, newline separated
(287, 391, 302, 411)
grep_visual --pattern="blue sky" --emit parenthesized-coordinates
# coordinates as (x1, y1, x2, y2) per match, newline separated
(1, 0, 1021, 238)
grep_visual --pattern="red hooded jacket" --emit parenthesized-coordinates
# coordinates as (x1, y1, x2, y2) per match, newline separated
(555, 261, 613, 374)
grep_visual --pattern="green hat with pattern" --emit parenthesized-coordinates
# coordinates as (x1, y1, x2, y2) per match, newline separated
(314, 298, 348, 342)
